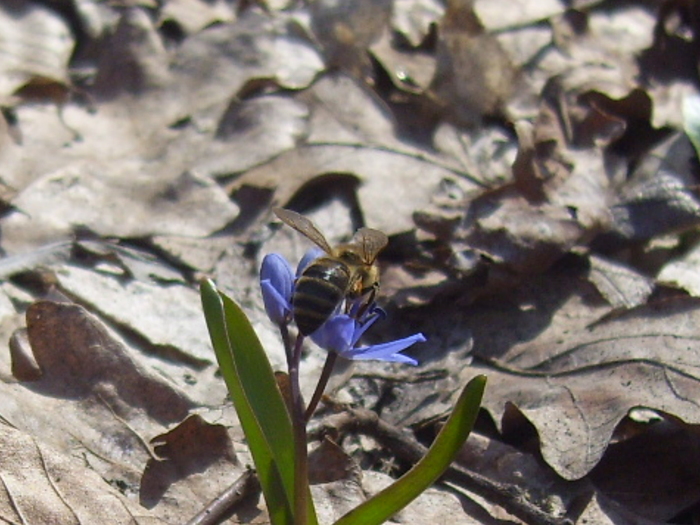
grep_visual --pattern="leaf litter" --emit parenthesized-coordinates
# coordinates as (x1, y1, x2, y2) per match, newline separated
(0, 0, 700, 523)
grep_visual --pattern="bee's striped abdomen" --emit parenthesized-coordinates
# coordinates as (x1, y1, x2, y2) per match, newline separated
(293, 257, 350, 335)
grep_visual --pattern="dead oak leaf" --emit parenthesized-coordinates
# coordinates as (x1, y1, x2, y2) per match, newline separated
(23, 300, 193, 424)
(474, 296, 700, 480)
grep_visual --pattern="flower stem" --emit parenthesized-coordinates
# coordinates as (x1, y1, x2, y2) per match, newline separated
(289, 333, 309, 525)
(280, 322, 293, 370)
(304, 351, 338, 422)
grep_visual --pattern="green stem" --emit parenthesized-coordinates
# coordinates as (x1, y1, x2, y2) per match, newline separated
(304, 351, 338, 422)
(289, 334, 309, 525)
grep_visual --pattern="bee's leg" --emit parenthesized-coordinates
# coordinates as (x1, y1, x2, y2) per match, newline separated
(355, 282, 379, 318)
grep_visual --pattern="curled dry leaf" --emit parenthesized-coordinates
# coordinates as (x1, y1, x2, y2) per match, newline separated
(599, 133, 700, 246)
(140, 414, 237, 508)
(9, 327, 40, 381)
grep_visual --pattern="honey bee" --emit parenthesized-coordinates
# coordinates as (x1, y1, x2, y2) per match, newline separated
(273, 207, 388, 336)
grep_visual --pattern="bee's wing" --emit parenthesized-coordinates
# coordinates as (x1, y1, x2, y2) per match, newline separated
(353, 228, 388, 263)
(273, 208, 333, 254)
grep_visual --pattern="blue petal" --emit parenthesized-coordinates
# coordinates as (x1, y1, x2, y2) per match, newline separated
(340, 333, 426, 365)
(261, 280, 291, 325)
(311, 314, 355, 352)
(260, 254, 294, 324)
(261, 254, 294, 299)
(296, 247, 325, 277)
(351, 306, 385, 346)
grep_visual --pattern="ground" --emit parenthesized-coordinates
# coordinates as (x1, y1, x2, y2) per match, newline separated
(0, 0, 698, 523)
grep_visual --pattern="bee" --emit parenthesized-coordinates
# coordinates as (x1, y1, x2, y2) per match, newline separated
(273, 207, 388, 336)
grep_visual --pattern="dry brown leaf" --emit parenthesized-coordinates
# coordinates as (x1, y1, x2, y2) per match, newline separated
(657, 240, 700, 296)
(599, 133, 700, 246)
(0, 1, 74, 100)
(370, 27, 436, 93)
(2, 166, 238, 255)
(590, 422, 700, 521)
(230, 74, 481, 234)
(587, 254, 654, 310)
(308, 437, 361, 484)
(429, 0, 517, 124)
(0, 1, 696, 522)
(309, 0, 392, 77)
(391, 0, 444, 47)
(474, 0, 566, 30)
(24, 300, 194, 423)
(171, 9, 323, 119)
(0, 423, 146, 524)
(140, 414, 238, 508)
(538, 7, 654, 99)
(150, 234, 233, 274)
(53, 265, 212, 365)
(237, 144, 470, 235)
(159, 0, 235, 35)
(195, 94, 309, 178)
(93, 8, 171, 101)
(574, 491, 665, 525)
(472, 296, 700, 480)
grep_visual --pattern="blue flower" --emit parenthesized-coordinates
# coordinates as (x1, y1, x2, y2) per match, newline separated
(261, 251, 426, 365)
(260, 249, 324, 325)
(311, 306, 423, 365)
(260, 253, 294, 325)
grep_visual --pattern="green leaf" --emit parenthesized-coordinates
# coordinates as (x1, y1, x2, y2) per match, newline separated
(333, 375, 487, 525)
(200, 280, 297, 524)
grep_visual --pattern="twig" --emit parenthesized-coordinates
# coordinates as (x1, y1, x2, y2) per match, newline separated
(185, 468, 260, 525)
(308, 407, 576, 525)
(351, 369, 449, 383)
